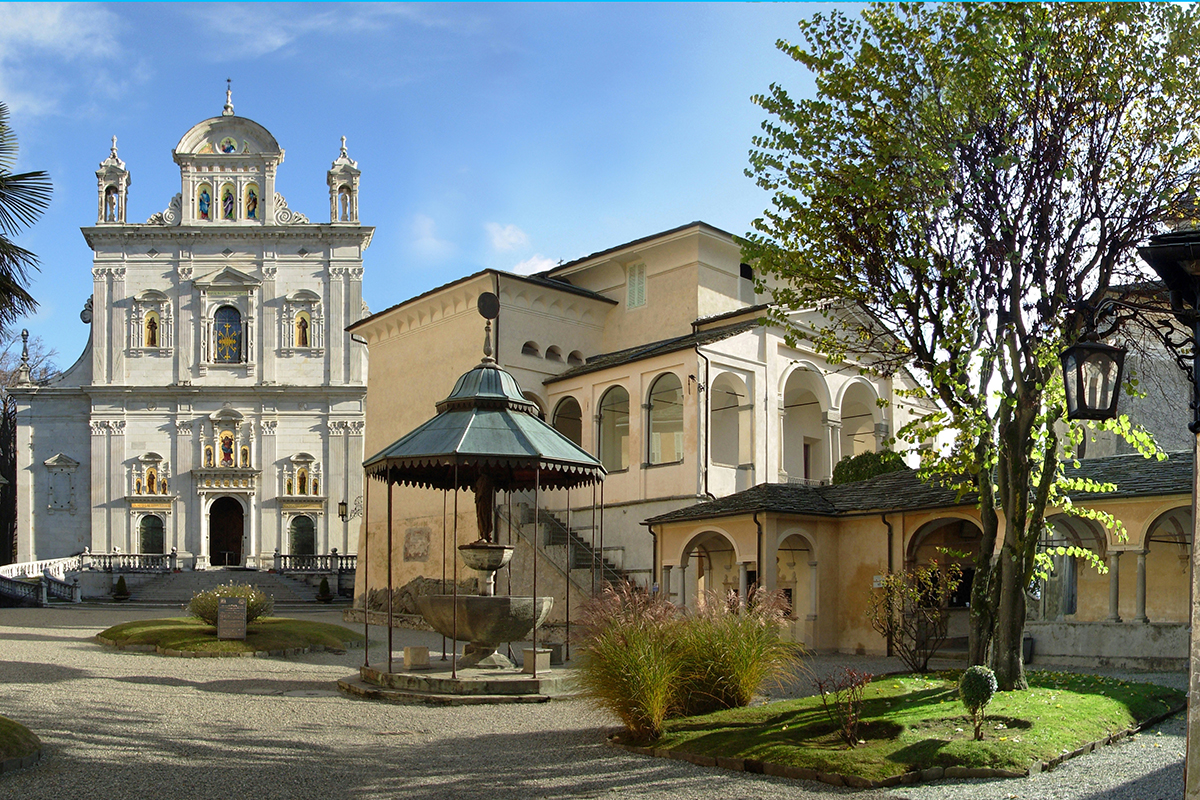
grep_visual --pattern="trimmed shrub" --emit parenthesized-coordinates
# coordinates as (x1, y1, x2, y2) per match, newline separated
(112, 575, 130, 601)
(186, 582, 274, 626)
(317, 576, 333, 601)
(959, 665, 998, 740)
(831, 450, 907, 485)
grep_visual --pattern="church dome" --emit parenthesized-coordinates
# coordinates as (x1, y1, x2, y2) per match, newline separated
(173, 114, 282, 158)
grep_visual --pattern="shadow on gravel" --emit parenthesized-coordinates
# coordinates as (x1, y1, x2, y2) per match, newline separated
(113, 674, 341, 696)
(1076, 762, 1182, 800)
(0, 660, 90, 684)
(0, 631, 98, 643)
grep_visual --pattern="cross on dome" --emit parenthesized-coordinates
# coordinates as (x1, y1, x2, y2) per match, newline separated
(223, 79, 234, 116)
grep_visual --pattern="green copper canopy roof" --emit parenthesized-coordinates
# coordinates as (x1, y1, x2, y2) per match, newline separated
(364, 360, 605, 492)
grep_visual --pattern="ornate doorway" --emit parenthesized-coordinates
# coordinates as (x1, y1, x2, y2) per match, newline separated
(209, 497, 244, 567)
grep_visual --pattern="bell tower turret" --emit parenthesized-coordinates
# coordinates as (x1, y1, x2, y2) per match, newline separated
(327, 136, 360, 223)
(96, 136, 130, 224)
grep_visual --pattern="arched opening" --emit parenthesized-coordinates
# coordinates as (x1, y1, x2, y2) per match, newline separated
(545, 346, 563, 362)
(711, 372, 751, 467)
(290, 515, 316, 556)
(782, 368, 827, 483)
(214, 306, 242, 363)
(777, 532, 815, 645)
(1143, 506, 1192, 623)
(567, 351, 585, 366)
(677, 530, 739, 609)
(338, 185, 352, 221)
(1033, 515, 1107, 622)
(209, 497, 244, 567)
(839, 381, 880, 459)
(521, 341, 540, 357)
(598, 385, 630, 472)
(648, 372, 683, 465)
(197, 182, 213, 221)
(906, 517, 983, 650)
(552, 396, 583, 447)
(139, 515, 165, 554)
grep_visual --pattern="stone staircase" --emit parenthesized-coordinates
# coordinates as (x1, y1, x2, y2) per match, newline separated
(127, 570, 328, 606)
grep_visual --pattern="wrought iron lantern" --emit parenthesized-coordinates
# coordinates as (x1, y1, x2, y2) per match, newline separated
(337, 499, 348, 522)
(1060, 339, 1126, 421)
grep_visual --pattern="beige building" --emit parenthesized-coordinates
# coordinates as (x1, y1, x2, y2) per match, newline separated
(350, 222, 933, 623)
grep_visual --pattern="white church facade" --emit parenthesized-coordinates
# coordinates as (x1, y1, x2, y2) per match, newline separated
(12, 96, 370, 570)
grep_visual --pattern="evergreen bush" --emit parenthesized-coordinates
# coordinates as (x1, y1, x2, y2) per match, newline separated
(959, 665, 998, 740)
(317, 576, 333, 602)
(112, 575, 130, 601)
(186, 582, 274, 626)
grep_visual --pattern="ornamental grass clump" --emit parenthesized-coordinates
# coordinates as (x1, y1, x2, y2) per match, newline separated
(959, 665, 998, 740)
(575, 582, 681, 742)
(675, 588, 802, 716)
(186, 582, 274, 626)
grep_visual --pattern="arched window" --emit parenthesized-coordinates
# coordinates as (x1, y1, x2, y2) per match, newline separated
(648, 373, 683, 465)
(545, 346, 563, 362)
(522, 341, 540, 357)
(214, 306, 242, 363)
(197, 183, 213, 221)
(567, 351, 585, 366)
(552, 397, 583, 446)
(140, 516, 165, 554)
(598, 386, 630, 472)
(290, 516, 316, 555)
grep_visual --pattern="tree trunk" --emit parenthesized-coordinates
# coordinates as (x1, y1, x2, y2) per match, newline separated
(991, 542, 1029, 690)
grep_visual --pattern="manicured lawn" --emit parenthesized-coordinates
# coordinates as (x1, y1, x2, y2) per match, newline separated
(0, 715, 40, 761)
(648, 671, 1183, 782)
(98, 617, 365, 654)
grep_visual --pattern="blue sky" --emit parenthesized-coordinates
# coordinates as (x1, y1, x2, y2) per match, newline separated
(1, 2, 826, 365)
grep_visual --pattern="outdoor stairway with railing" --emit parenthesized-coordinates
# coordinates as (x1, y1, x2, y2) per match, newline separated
(527, 505, 626, 586)
(129, 570, 326, 606)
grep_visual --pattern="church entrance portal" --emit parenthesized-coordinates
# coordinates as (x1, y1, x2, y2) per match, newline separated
(209, 497, 244, 567)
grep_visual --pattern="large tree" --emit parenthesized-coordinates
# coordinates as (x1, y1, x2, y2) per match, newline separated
(0, 102, 49, 334)
(744, 3, 1200, 689)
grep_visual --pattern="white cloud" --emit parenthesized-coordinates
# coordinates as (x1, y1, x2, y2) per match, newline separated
(411, 214, 455, 260)
(0, 3, 122, 117)
(485, 222, 529, 252)
(512, 254, 557, 276)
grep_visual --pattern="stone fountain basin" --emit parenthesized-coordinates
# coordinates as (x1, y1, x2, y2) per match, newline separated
(458, 542, 513, 572)
(416, 595, 553, 645)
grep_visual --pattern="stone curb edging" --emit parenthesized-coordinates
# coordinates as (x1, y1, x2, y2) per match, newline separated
(607, 700, 1187, 790)
(0, 749, 42, 776)
(95, 634, 364, 659)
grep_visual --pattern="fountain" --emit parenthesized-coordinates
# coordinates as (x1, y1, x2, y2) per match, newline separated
(342, 291, 605, 700)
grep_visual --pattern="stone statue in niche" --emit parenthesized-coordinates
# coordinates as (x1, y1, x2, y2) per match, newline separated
(205, 447, 214, 468)
(104, 187, 117, 221)
(146, 317, 158, 347)
(339, 186, 350, 221)
(297, 317, 309, 347)
(220, 433, 234, 467)
(240, 446, 249, 467)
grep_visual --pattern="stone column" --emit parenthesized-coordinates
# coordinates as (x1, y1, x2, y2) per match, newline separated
(1135, 551, 1149, 623)
(808, 560, 819, 621)
(874, 421, 889, 452)
(661, 565, 672, 603)
(822, 411, 841, 482)
(738, 562, 749, 609)
(1107, 552, 1122, 622)
(678, 560, 688, 608)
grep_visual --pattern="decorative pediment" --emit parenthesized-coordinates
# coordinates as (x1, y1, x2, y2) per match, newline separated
(44, 453, 80, 469)
(287, 289, 321, 303)
(138, 452, 164, 464)
(209, 406, 245, 423)
(135, 289, 170, 303)
(174, 116, 282, 159)
(290, 452, 316, 464)
(193, 266, 261, 289)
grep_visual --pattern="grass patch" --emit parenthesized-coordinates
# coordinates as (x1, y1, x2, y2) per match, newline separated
(647, 671, 1183, 782)
(98, 617, 364, 654)
(0, 715, 41, 761)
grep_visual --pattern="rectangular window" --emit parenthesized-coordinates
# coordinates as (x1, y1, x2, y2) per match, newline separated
(627, 262, 646, 308)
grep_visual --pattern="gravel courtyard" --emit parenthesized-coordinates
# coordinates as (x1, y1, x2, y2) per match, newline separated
(0, 606, 1186, 800)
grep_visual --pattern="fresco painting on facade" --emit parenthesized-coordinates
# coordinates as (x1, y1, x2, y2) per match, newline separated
(12, 95, 370, 572)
